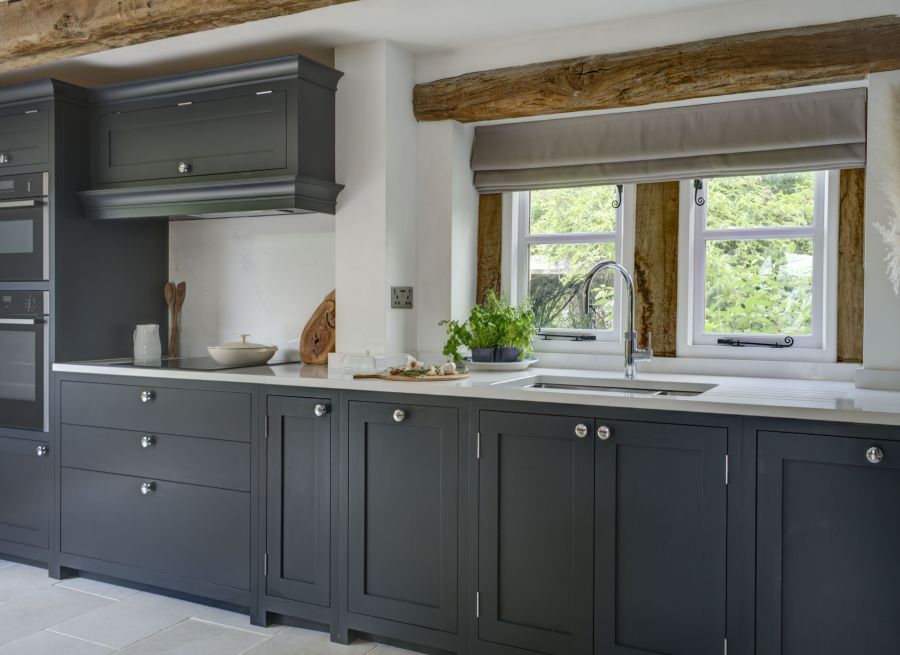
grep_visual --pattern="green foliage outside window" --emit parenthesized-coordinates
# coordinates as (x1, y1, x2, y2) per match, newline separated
(703, 173, 816, 335)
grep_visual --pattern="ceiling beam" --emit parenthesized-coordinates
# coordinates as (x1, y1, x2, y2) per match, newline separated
(413, 16, 900, 122)
(0, 0, 357, 75)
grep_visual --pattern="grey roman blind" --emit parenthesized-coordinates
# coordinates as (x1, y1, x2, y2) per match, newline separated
(471, 88, 867, 193)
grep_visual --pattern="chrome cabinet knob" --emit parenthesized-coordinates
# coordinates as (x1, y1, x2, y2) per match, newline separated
(140, 435, 155, 448)
(393, 409, 406, 423)
(314, 404, 328, 417)
(35, 445, 48, 457)
(140, 481, 156, 495)
(0, 153, 9, 164)
(597, 425, 612, 441)
(140, 390, 154, 403)
(574, 424, 588, 438)
(177, 161, 192, 174)
(866, 446, 884, 464)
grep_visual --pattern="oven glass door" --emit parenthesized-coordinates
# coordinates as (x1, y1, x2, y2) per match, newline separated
(0, 202, 47, 281)
(0, 320, 45, 431)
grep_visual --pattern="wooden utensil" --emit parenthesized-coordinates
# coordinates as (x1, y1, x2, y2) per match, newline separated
(172, 282, 186, 357)
(164, 282, 176, 357)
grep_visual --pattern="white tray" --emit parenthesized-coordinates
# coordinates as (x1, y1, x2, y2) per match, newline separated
(465, 358, 539, 372)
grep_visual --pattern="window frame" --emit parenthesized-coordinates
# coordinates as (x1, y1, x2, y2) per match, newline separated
(505, 185, 636, 354)
(677, 170, 839, 362)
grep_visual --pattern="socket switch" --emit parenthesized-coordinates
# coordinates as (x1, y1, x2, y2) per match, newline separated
(391, 286, 414, 309)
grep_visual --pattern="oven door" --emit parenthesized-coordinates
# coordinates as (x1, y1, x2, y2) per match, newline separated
(0, 200, 48, 282)
(0, 318, 47, 431)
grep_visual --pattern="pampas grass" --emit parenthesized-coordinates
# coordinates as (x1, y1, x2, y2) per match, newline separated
(876, 85, 900, 295)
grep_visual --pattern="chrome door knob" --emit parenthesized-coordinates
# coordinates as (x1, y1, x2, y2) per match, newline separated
(314, 404, 329, 417)
(177, 161, 192, 174)
(393, 409, 406, 423)
(140, 481, 156, 495)
(35, 445, 49, 457)
(574, 424, 588, 438)
(597, 425, 612, 441)
(866, 446, 884, 464)
(0, 153, 9, 164)
(140, 390, 154, 403)
(140, 435, 155, 448)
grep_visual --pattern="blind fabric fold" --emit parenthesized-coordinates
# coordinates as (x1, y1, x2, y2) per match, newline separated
(471, 88, 867, 193)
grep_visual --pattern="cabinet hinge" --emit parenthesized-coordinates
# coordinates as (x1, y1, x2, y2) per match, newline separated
(476, 432, 481, 460)
(725, 455, 729, 485)
(475, 591, 480, 619)
(265, 415, 270, 439)
(264, 553, 268, 576)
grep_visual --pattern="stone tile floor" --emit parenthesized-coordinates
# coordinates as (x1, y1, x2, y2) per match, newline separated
(0, 559, 416, 655)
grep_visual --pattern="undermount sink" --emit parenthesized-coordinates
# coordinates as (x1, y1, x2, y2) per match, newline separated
(497, 375, 716, 397)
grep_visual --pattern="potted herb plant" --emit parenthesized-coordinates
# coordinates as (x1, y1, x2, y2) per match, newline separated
(440, 291, 537, 363)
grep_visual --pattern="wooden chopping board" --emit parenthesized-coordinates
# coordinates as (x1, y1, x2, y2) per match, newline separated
(300, 290, 336, 365)
(354, 372, 470, 382)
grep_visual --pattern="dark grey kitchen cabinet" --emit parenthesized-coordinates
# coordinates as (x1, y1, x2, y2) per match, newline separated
(0, 105, 49, 169)
(475, 411, 595, 655)
(757, 430, 900, 655)
(60, 467, 250, 591)
(0, 435, 50, 550)
(594, 419, 728, 655)
(95, 89, 289, 185)
(346, 400, 460, 634)
(266, 395, 332, 608)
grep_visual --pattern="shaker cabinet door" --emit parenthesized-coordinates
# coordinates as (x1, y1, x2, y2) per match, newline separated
(475, 411, 594, 655)
(594, 419, 728, 655)
(266, 395, 332, 607)
(347, 400, 460, 633)
(757, 431, 900, 655)
(0, 436, 50, 549)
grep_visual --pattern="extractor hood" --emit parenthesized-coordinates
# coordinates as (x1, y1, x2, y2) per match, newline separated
(77, 56, 343, 220)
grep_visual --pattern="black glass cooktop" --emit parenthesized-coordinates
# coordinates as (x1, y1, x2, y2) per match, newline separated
(111, 357, 300, 371)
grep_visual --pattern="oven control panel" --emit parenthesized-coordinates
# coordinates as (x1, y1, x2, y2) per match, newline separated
(0, 291, 45, 317)
(0, 172, 46, 200)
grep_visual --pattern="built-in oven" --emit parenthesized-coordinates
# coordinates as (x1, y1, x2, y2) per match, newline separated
(0, 291, 48, 432)
(0, 172, 49, 282)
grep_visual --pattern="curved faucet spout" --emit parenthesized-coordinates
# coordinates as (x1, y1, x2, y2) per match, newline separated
(581, 260, 652, 379)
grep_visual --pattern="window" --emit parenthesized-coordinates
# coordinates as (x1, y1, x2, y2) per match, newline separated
(511, 184, 633, 344)
(682, 171, 837, 357)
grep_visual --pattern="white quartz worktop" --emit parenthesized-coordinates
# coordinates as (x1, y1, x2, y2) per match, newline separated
(53, 360, 900, 427)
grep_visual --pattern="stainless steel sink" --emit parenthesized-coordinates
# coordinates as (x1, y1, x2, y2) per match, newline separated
(497, 375, 716, 397)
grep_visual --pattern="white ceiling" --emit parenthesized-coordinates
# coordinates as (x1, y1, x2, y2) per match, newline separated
(0, 0, 896, 87)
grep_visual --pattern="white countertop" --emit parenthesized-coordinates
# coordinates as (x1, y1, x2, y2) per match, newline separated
(52, 360, 900, 427)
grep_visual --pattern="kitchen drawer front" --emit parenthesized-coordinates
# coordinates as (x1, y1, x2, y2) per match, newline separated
(0, 435, 50, 549)
(61, 424, 250, 491)
(0, 108, 50, 169)
(60, 380, 251, 442)
(61, 467, 250, 590)
(95, 90, 288, 185)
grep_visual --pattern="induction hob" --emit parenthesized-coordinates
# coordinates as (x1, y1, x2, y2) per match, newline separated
(110, 357, 300, 371)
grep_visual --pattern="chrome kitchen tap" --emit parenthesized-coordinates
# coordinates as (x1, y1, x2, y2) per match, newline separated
(581, 261, 652, 379)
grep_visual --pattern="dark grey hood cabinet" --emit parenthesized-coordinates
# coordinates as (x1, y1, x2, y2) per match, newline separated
(78, 56, 344, 220)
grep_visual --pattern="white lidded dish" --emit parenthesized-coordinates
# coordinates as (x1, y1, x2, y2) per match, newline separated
(208, 334, 278, 366)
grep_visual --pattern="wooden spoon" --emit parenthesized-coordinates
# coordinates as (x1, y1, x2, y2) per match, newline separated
(173, 282, 187, 357)
(164, 282, 176, 357)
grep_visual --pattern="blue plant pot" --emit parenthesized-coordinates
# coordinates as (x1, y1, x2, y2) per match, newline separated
(471, 348, 495, 362)
(496, 347, 523, 363)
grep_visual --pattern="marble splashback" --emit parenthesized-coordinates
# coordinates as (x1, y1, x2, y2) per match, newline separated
(169, 213, 336, 362)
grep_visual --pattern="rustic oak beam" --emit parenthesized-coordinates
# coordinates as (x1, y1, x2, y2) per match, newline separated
(837, 169, 866, 364)
(476, 193, 503, 305)
(0, 0, 357, 75)
(633, 182, 680, 358)
(414, 16, 900, 122)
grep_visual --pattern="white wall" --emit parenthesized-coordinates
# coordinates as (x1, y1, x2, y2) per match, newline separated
(858, 69, 900, 390)
(334, 40, 419, 357)
(169, 214, 335, 362)
(415, 120, 479, 362)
